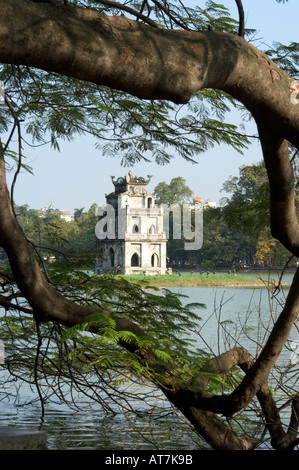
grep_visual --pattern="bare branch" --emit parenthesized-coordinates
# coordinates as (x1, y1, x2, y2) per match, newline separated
(150, 0, 190, 30)
(0, 294, 33, 314)
(235, 0, 245, 37)
(92, 0, 161, 28)
(4, 95, 23, 208)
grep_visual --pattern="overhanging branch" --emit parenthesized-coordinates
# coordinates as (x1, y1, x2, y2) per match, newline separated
(92, 0, 161, 29)
(235, 0, 245, 37)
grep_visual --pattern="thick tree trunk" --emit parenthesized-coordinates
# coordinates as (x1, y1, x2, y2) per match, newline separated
(0, 0, 298, 450)
(0, 0, 298, 148)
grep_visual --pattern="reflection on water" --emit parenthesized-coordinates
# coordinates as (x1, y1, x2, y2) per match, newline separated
(0, 274, 297, 450)
(0, 398, 200, 450)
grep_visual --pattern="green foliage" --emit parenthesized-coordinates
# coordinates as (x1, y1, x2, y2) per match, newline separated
(220, 161, 270, 237)
(54, 273, 243, 393)
(162, 162, 294, 270)
(193, 208, 257, 269)
(82, 0, 240, 34)
(4, 149, 33, 175)
(154, 177, 193, 205)
(193, 1, 240, 33)
(118, 273, 258, 286)
(1, 267, 242, 409)
(265, 42, 299, 78)
(14, 203, 98, 262)
(0, 47, 250, 169)
(0, 2, 253, 186)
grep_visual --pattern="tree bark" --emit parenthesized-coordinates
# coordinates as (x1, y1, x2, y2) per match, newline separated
(0, 1, 297, 142)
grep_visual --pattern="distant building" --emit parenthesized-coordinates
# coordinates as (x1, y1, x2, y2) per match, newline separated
(193, 196, 216, 209)
(95, 172, 167, 275)
(37, 203, 72, 222)
(204, 200, 216, 209)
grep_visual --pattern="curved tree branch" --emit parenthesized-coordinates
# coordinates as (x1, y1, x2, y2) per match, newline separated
(257, 384, 299, 449)
(0, 1, 293, 121)
(4, 96, 23, 211)
(235, 0, 245, 37)
(0, 294, 34, 314)
(257, 127, 299, 255)
(179, 267, 299, 418)
(1, 1, 298, 150)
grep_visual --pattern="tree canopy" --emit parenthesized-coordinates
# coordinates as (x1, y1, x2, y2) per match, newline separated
(154, 177, 194, 205)
(0, 0, 299, 451)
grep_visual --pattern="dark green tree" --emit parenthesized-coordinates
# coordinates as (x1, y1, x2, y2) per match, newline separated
(190, 207, 256, 270)
(154, 177, 194, 206)
(220, 162, 294, 267)
(74, 207, 85, 222)
(220, 161, 270, 236)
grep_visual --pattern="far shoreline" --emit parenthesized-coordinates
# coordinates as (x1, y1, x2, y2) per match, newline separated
(117, 273, 292, 289)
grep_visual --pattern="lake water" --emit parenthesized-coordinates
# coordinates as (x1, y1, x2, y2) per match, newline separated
(0, 272, 298, 450)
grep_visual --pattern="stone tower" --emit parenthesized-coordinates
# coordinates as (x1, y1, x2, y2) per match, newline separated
(96, 172, 167, 275)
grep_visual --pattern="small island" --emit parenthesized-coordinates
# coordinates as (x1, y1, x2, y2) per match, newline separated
(116, 272, 291, 289)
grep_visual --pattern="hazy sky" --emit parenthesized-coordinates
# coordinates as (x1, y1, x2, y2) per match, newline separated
(6, 0, 299, 214)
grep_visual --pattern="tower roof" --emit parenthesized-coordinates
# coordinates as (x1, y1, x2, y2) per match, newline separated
(110, 172, 152, 195)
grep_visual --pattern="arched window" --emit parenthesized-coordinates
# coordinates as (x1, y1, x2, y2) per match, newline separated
(149, 224, 156, 234)
(147, 197, 153, 208)
(131, 252, 140, 267)
(109, 247, 115, 267)
(151, 253, 159, 267)
(133, 224, 139, 233)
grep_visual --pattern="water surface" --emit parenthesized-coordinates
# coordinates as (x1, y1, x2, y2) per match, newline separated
(0, 276, 297, 450)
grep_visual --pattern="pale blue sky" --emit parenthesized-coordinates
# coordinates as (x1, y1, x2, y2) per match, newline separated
(7, 0, 299, 214)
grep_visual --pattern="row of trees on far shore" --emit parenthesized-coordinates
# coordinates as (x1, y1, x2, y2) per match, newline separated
(7, 165, 297, 273)
(155, 171, 296, 271)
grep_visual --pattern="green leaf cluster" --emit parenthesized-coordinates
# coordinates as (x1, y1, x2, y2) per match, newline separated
(0, 60, 250, 168)
(265, 41, 299, 78)
(46, 271, 212, 386)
